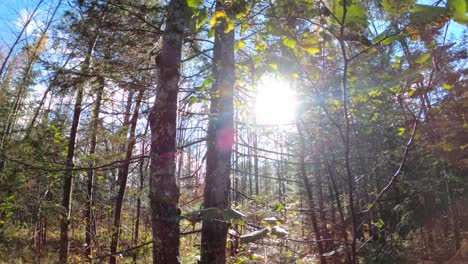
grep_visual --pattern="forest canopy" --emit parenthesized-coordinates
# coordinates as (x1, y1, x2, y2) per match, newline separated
(0, 0, 467, 263)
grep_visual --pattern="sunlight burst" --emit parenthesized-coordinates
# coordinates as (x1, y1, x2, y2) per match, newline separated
(254, 76, 297, 125)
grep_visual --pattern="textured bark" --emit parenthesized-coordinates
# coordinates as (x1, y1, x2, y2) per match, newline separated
(200, 1, 235, 263)
(110, 88, 144, 264)
(59, 37, 97, 263)
(149, 0, 186, 262)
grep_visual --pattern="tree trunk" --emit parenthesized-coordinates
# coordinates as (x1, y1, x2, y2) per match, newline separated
(149, 0, 187, 262)
(110, 88, 144, 264)
(85, 77, 104, 262)
(444, 168, 461, 251)
(297, 124, 326, 264)
(200, 1, 236, 262)
(133, 139, 147, 263)
(59, 36, 98, 262)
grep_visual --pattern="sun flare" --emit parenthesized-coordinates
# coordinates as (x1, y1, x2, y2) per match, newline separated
(254, 76, 297, 125)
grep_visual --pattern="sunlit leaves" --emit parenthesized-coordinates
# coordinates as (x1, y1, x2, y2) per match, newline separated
(281, 36, 296, 49)
(332, 0, 369, 30)
(416, 53, 431, 64)
(301, 32, 320, 54)
(382, 0, 415, 14)
(186, 7, 208, 33)
(405, 26, 421, 41)
(327, 98, 342, 110)
(186, 0, 202, 8)
(373, 32, 405, 45)
(234, 40, 246, 52)
(210, 10, 227, 27)
(448, 0, 468, 24)
(274, 203, 285, 212)
(210, 10, 235, 33)
(376, 218, 385, 229)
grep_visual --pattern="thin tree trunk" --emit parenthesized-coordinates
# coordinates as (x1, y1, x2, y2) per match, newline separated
(444, 168, 461, 251)
(133, 140, 147, 263)
(315, 164, 328, 250)
(297, 124, 326, 264)
(110, 88, 144, 264)
(149, 0, 187, 262)
(59, 34, 98, 263)
(85, 77, 104, 262)
(200, 1, 235, 262)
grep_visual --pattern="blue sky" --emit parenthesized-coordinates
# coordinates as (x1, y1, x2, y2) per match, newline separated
(0, 0, 465, 51)
(0, 0, 64, 45)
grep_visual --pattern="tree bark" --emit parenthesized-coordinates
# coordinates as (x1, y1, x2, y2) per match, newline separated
(59, 35, 98, 263)
(200, 1, 236, 263)
(110, 88, 144, 264)
(149, 0, 187, 262)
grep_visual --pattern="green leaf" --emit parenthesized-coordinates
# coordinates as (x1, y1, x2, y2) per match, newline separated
(448, 0, 468, 25)
(269, 63, 278, 71)
(368, 90, 382, 97)
(240, 228, 269, 243)
(332, 0, 369, 30)
(282, 36, 296, 49)
(238, 40, 246, 49)
(381, 34, 405, 45)
(416, 53, 431, 64)
(410, 4, 450, 26)
(377, 218, 385, 229)
(196, 8, 208, 31)
(303, 46, 320, 54)
(234, 40, 246, 52)
(187, 0, 202, 8)
(302, 33, 321, 54)
(188, 96, 197, 106)
(274, 203, 285, 212)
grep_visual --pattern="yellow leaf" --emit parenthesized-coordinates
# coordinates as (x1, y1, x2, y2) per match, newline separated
(238, 40, 246, 49)
(224, 18, 235, 33)
(443, 83, 453, 90)
(398, 127, 406, 136)
(303, 47, 320, 54)
(210, 11, 227, 27)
